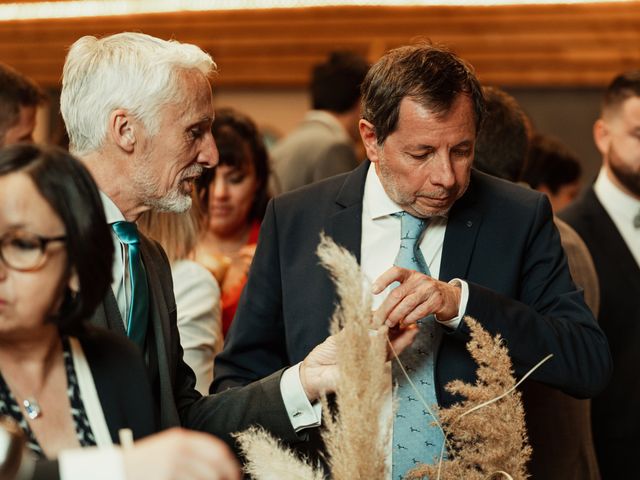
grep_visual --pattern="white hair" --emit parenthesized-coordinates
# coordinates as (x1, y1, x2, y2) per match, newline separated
(60, 32, 216, 155)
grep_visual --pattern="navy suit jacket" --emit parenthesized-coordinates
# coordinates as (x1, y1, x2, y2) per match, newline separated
(214, 162, 611, 407)
(561, 187, 640, 479)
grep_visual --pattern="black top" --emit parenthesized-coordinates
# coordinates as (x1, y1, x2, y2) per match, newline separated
(0, 337, 96, 459)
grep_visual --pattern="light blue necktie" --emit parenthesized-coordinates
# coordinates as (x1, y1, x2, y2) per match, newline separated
(391, 211, 444, 479)
(111, 221, 149, 349)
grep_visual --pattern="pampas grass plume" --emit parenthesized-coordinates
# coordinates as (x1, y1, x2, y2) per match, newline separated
(234, 427, 324, 480)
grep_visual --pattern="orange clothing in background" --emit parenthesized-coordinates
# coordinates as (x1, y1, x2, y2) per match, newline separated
(221, 221, 261, 336)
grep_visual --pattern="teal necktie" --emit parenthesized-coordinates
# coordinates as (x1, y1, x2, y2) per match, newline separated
(391, 211, 444, 479)
(111, 221, 149, 349)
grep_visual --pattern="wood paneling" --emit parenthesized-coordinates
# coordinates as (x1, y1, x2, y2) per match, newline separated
(1, 2, 639, 88)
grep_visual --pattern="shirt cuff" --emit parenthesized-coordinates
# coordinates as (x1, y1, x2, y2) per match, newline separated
(279, 363, 322, 432)
(436, 278, 469, 330)
(59, 447, 125, 480)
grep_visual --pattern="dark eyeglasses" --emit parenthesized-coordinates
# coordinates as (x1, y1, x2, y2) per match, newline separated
(0, 230, 66, 272)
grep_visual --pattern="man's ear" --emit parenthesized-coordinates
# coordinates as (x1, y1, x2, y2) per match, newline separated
(359, 119, 381, 164)
(593, 118, 610, 158)
(109, 109, 136, 153)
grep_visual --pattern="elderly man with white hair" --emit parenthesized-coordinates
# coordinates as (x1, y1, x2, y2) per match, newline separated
(21, 32, 413, 480)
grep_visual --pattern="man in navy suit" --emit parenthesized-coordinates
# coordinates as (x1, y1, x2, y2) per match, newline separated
(214, 43, 611, 473)
(561, 71, 640, 479)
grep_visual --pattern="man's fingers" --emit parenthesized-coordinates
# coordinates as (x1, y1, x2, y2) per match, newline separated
(371, 266, 407, 294)
(388, 325, 419, 357)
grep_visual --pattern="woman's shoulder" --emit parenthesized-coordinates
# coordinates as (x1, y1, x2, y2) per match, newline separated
(73, 325, 142, 363)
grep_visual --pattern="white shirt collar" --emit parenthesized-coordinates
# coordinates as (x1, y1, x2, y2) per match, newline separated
(99, 191, 126, 224)
(594, 167, 640, 225)
(363, 163, 405, 220)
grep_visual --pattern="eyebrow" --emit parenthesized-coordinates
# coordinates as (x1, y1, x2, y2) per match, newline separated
(406, 139, 474, 150)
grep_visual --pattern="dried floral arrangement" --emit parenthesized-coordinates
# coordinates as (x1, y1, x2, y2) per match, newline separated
(235, 233, 391, 479)
(235, 235, 538, 480)
(406, 317, 532, 480)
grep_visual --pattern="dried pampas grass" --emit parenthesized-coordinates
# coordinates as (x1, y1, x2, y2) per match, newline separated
(234, 234, 391, 480)
(316, 233, 391, 480)
(234, 427, 324, 480)
(407, 317, 532, 480)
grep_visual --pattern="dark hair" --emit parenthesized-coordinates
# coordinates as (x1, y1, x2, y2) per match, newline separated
(602, 70, 640, 116)
(0, 63, 46, 141)
(311, 51, 370, 113)
(196, 107, 270, 223)
(522, 134, 582, 194)
(474, 87, 529, 182)
(361, 43, 485, 145)
(0, 144, 113, 333)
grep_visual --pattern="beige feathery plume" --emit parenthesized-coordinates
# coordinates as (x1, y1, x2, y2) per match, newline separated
(234, 234, 391, 480)
(234, 427, 324, 480)
(316, 233, 391, 480)
(407, 317, 532, 480)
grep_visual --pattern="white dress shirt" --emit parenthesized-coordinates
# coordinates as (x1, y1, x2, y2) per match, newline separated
(361, 164, 469, 325)
(100, 192, 131, 327)
(594, 167, 640, 266)
(362, 165, 468, 477)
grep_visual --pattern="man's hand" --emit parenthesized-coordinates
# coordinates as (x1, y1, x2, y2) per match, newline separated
(298, 326, 418, 402)
(372, 266, 461, 328)
(122, 428, 240, 480)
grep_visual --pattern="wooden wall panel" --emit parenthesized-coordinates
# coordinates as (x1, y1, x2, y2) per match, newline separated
(0, 2, 639, 89)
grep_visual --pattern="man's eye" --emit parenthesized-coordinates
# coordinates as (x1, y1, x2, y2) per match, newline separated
(453, 149, 472, 158)
(189, 128, 203, 139)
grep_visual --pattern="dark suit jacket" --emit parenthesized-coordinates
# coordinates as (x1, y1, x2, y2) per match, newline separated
(89, 235, 299, 447)
(561, 187, 640, 479)
(215, 162, 611, 408)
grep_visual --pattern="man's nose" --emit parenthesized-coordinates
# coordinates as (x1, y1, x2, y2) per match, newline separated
(430, 154, 456, 190)
(198, 132, 218, 168)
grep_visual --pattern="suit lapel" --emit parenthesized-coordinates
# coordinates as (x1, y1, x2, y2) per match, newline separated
(139, 237, 179, 427)
(90, 289, 126, 335)
(440, 171, 483, 282)
(326, 161, 369, 263)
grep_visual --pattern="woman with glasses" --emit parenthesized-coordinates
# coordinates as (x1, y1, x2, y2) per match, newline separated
(0, 144, 240, 480)
(0, 142, 155, 458)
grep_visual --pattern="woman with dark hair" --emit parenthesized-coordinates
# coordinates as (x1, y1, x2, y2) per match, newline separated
(0, 143, 154, 458)
(0, 144, 240, 480)
(195, 107, 271, 336)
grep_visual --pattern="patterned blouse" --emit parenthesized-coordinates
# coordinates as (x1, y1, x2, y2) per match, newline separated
(0, 336, 97, 458)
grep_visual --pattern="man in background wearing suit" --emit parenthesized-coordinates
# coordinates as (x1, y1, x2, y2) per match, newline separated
(0, 62, 45, 147)
(474, 86, 600, 480)
(215, 43, 611, 478)
(272, 51, 369, 193)
(54, 32, 376, 480)
(561, 71, 640, 479)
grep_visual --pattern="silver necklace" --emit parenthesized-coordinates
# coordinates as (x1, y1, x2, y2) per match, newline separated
(21, 397, 42, 420)
(2, 377, 45, 420)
